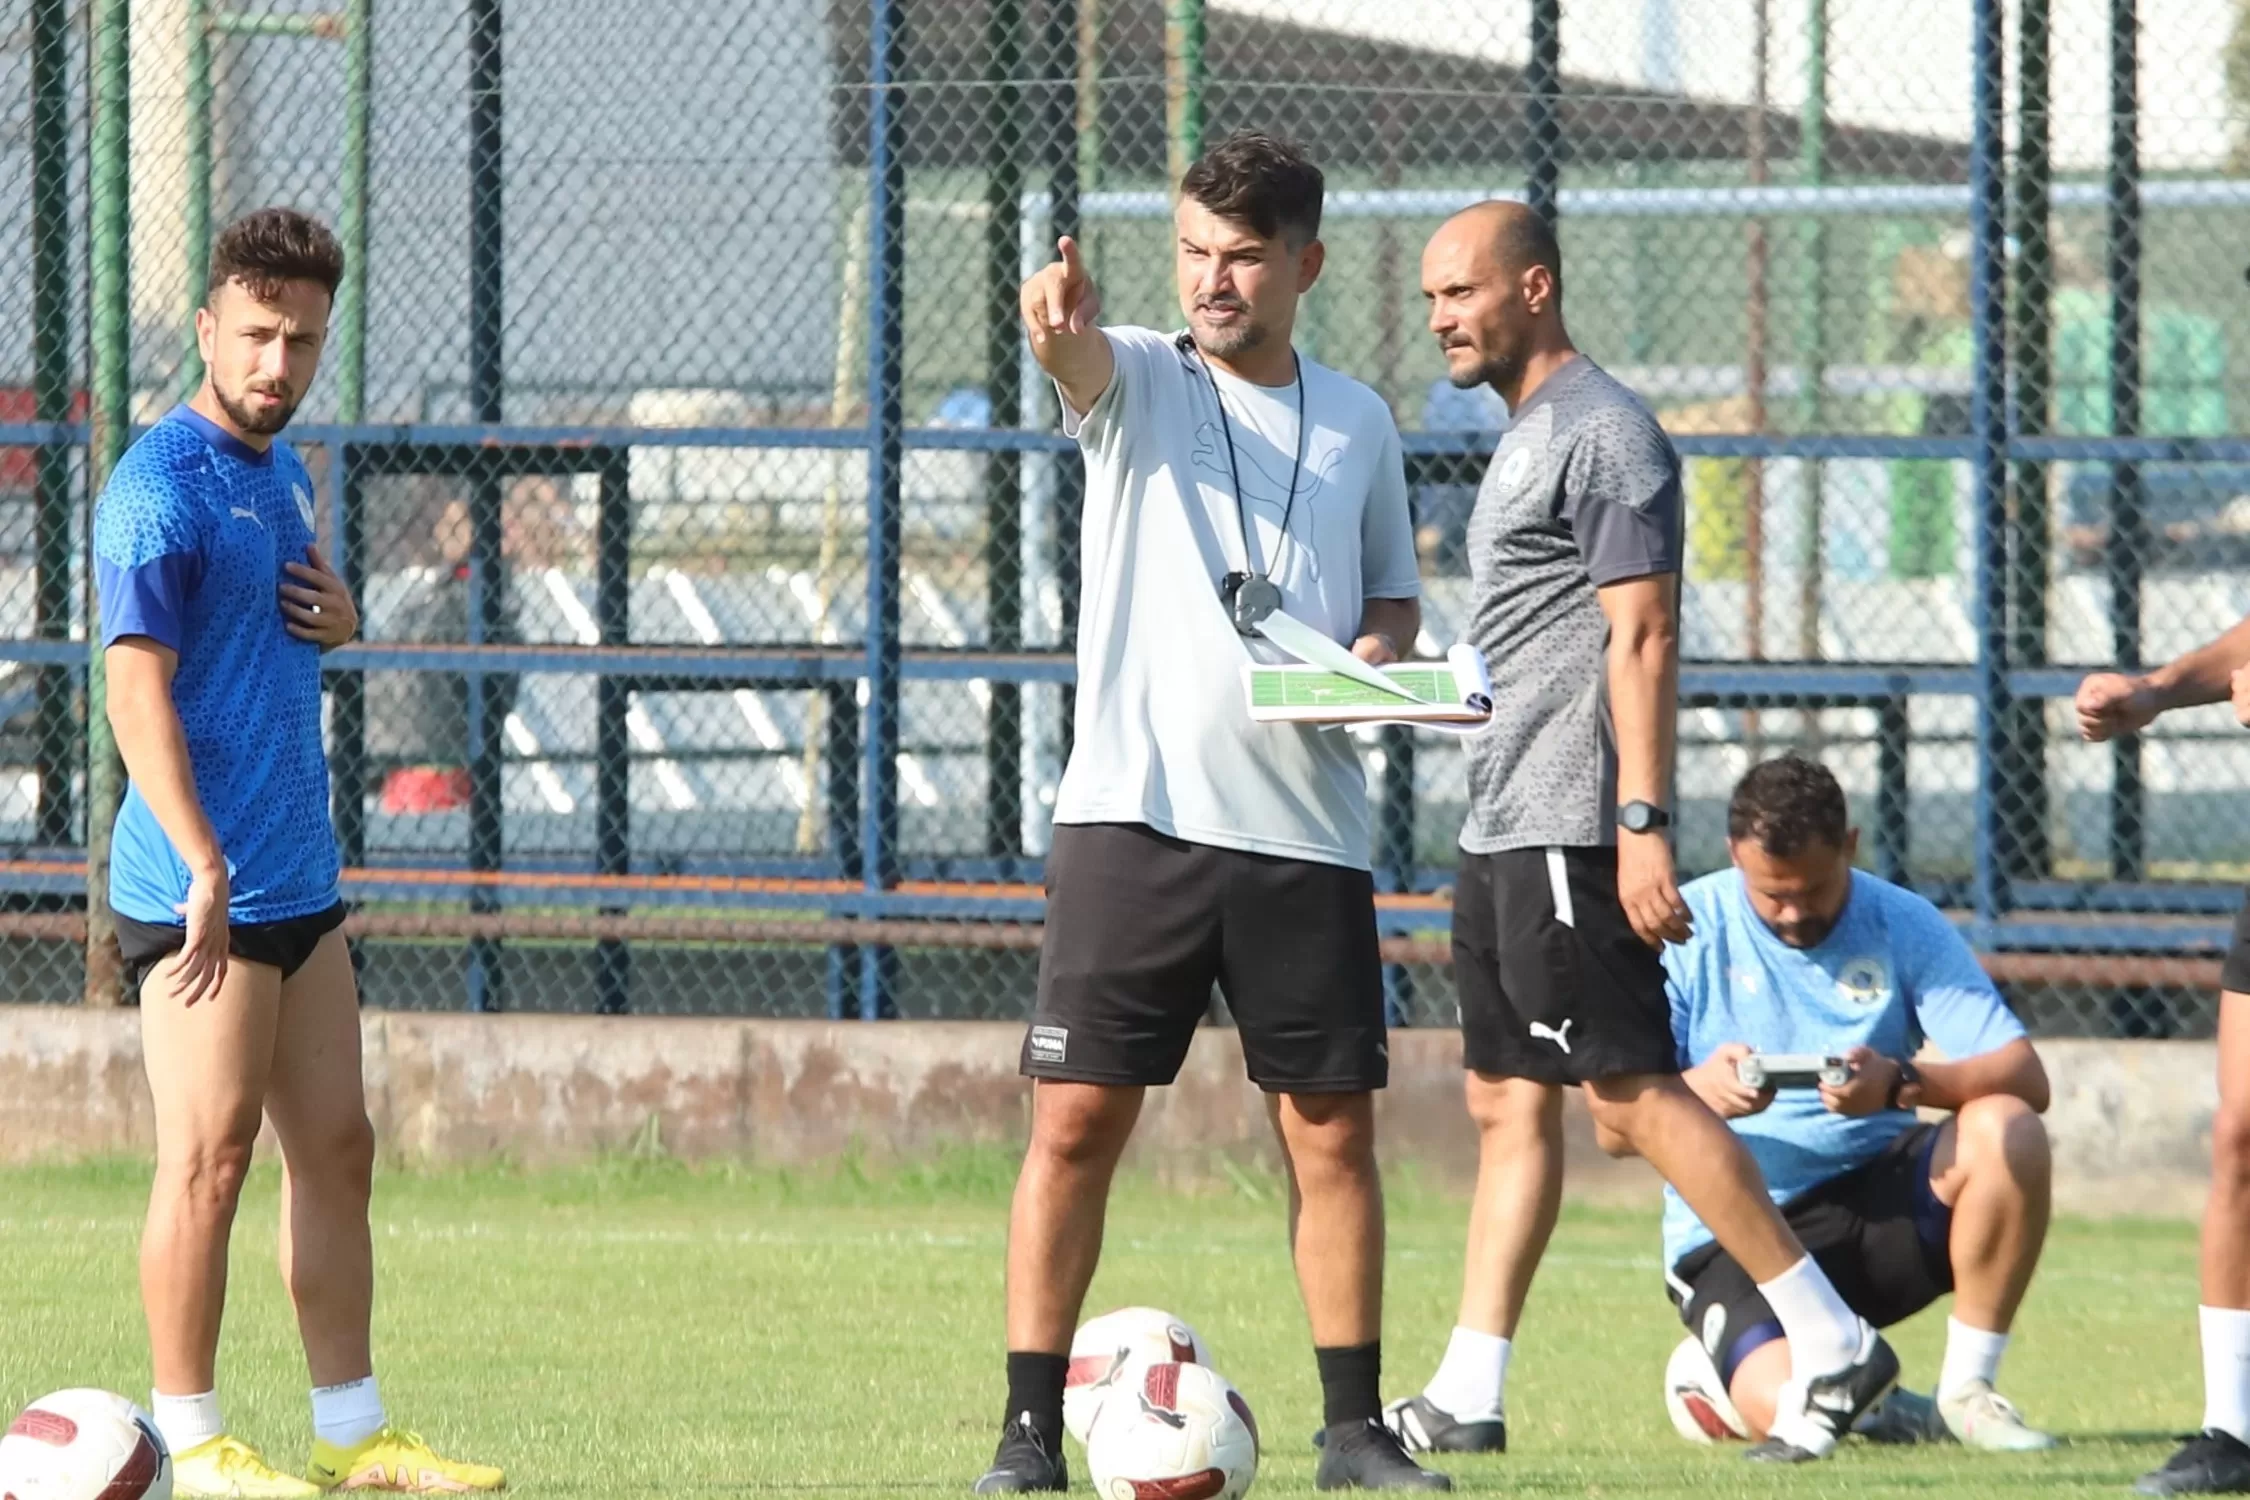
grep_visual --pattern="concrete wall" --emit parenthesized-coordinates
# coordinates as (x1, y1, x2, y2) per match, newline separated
(0, 1009, 2215, 1218)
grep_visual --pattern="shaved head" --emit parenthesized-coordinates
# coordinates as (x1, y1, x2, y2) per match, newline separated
(1421, 199, 1570, 401)
(1439, 200, 1563, 293)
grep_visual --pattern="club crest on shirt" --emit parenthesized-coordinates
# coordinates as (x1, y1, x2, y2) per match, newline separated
(1835, 955, 1892, 1007)
(1495, 445, 1534, 489)
(293, 482, 316, 533)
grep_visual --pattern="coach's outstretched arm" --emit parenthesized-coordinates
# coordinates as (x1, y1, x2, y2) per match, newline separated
(105, 638, 229, 1005)
(1020, 236, 1115, 418)
(2079, 615, 2250, 740)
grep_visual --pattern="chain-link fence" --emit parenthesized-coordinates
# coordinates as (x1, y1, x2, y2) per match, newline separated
(3, 0, 2247, 1031)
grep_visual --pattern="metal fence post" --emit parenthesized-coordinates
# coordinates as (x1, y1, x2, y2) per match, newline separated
(1165, 0, 1204, 184)
(465, 0, 505, 1011)
(2004, 0, 2053, 883)
(1969, 0, 2010, 931)
(594, 451, 631, 1015)
(860, 0, 907, 1020)
(985, 0, 1026, 860)
(84, 0, 133, 1009)
(2106, 0, 2145, 883)
(1044, 0, 1082, 770)
(30, 0, 75, 852)
(1525, 0, 1560, 227)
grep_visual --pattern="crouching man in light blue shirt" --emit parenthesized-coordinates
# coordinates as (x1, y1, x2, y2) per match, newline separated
(1602, 756, 2057, 1453)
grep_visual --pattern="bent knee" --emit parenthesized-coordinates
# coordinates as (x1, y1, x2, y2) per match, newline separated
(1030, 1088, 1140, 1166)
(1955, 1095, 2050, 1182)
(2215, 1101, 2250, 1182)
(1465, 1074, 1561, 1136)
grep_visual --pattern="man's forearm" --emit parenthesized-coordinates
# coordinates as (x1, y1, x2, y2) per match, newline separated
(1913, 1039, 2049, 1114)
(2146, 617, 2250, 711)
(108, 686, 223, 878)
(1606, 615, 1678, 806)
(1357, 596, 1420, 654)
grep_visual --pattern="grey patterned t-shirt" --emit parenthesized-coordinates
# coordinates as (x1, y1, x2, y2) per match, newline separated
(1460, 357, 1683, 854)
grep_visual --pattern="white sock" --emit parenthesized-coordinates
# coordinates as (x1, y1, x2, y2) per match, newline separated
(1937, 1316, 2011, 1399)
(2202, 1306, 2250, 1441)
(1421, 1326, 1510, 1420)
(152, 1390, 223, 1456)
(1755, 1256, 1862, 1378)
(311, 1376, 386, 1449)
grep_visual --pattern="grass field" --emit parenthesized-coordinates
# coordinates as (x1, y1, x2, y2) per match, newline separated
(0, 1152, 2204, 1497)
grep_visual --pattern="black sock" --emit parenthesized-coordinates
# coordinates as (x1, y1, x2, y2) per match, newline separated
(1004, 1351, 1068, 1450)
(1316, 1341, 1383, 1429)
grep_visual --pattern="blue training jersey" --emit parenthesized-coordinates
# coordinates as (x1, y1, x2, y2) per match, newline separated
(94, 405, 340, 926)
(1658, 867, 2026, 1269)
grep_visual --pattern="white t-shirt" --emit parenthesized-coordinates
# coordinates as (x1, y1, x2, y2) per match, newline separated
(1052, 325, 1420, 870)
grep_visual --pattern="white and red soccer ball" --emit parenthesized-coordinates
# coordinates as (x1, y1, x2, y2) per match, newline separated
(1064, 1307, 1212, 1445)
(0, 1390, 172, 1500)
(1084, 1361, 1259, 1500)
(1663, 1336, 1750, 1444)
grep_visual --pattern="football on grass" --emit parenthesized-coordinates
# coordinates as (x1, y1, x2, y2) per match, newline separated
(1663, 1336, 1750, 1444)
(1064, 1306, 1212, 1444)
(0, 1390, 172, 1500)
(1084, 1361, 1258, 1500)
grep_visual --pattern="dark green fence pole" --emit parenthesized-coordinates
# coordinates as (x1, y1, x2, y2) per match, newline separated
(2106, 0, 2145, 883)
(2004, 0, 2053, 882)
(85, 0, 133, 1008)
(30, 0, 74, 851)
(985, 0, 1025, 859)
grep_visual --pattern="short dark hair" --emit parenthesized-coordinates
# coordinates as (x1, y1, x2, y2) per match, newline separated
(207, 207, 345, 304)
(1501, 207, 1564, 297)
(1727, 755, 1849, 857)
(1179, 131, 1324, 246)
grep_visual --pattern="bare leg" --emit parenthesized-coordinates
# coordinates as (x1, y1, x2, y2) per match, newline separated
(1003, 1082, 1145, 1352)
(1929, 1098, 2051, 1333)
(261, 932, 378, 1388)
(1453, 1075, 1564, 1339)
(140, 955, 285, 1395)
(1270, 1091, 1383, 1346)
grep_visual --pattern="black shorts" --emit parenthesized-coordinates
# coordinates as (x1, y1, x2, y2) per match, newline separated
(1452, 846, 1676, 1083)
(1666, 1123, 1954, 1383)
(2222, 891, 2250, 993)
(115, 902, 347, 995)
(1025, 822, 1387, 1093)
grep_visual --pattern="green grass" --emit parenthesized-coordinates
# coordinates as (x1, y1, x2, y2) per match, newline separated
(0, 1151, 2204, 1496)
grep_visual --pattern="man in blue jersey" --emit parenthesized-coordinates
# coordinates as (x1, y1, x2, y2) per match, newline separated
(1611, 757, 2056, 1453)
(97, 207, 500, 1497)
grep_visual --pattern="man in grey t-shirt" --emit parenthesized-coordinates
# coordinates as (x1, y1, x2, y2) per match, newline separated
(1382, 202, 1898, 1469)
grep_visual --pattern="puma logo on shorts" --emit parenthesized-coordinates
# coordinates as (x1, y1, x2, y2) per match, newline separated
(1028, 1026, 1069, 1065)
(1529, 1019, 1575, 1054)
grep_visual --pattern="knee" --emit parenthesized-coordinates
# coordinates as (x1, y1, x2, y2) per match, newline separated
(1957, 1094, 2049, 1180)
(1466, 1075, 1561, 1146)
(1582, 1074, 1661, 1136)
(160, 1131, 258, 1216)
(2214, 1099, 2250, 1189)
(1030, 1088, 1138, 1170)
(310, 1113, 377, 1192)
(1278, 1093, 1377, 1179)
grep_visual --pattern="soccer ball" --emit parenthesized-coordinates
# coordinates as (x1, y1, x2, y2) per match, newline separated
(1064, 1306, 1211, 1444)
(1084, 1362, 1258, 1500)
(1663, 1336, 1750, 1444)
(0, 1390, 172, 1500)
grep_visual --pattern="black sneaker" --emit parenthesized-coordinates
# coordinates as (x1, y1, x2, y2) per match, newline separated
(2138, 1430, 2250, 1495)
(973, 1414, 1066, 1494)
(1381, 1396, 1506, 1455)
(1743, 1324, 1901, 1464)
(1315, 1418, 1455, 1491)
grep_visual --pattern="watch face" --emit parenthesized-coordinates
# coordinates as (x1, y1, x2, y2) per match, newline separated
(1622, 802, 1652, 833)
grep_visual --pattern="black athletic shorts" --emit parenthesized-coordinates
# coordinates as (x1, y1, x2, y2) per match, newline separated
(1024, 822, 1387, 1092)
(1666, 1123, 1953, 1383)
(115, 902, 347, 995)
(2221, 891, 2250, 993)
(1452, 845, 1677, 1083)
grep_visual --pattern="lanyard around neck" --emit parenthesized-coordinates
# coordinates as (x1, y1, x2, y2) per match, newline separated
(1178, 331, 1307, 581)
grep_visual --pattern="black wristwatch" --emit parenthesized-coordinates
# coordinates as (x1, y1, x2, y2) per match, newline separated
(1886, 1058, 1922, 1111)
(1618, 800, 1673, 835)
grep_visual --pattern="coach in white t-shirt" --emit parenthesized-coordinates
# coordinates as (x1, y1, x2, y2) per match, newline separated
(973, 133, 1445, 1495)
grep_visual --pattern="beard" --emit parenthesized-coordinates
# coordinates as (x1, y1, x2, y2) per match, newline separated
(1770, 912, 1840, 949)
(1189, 302, 1270, 362)
(1445, 341, 1523, 391)
(215, 382, 301, 436)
